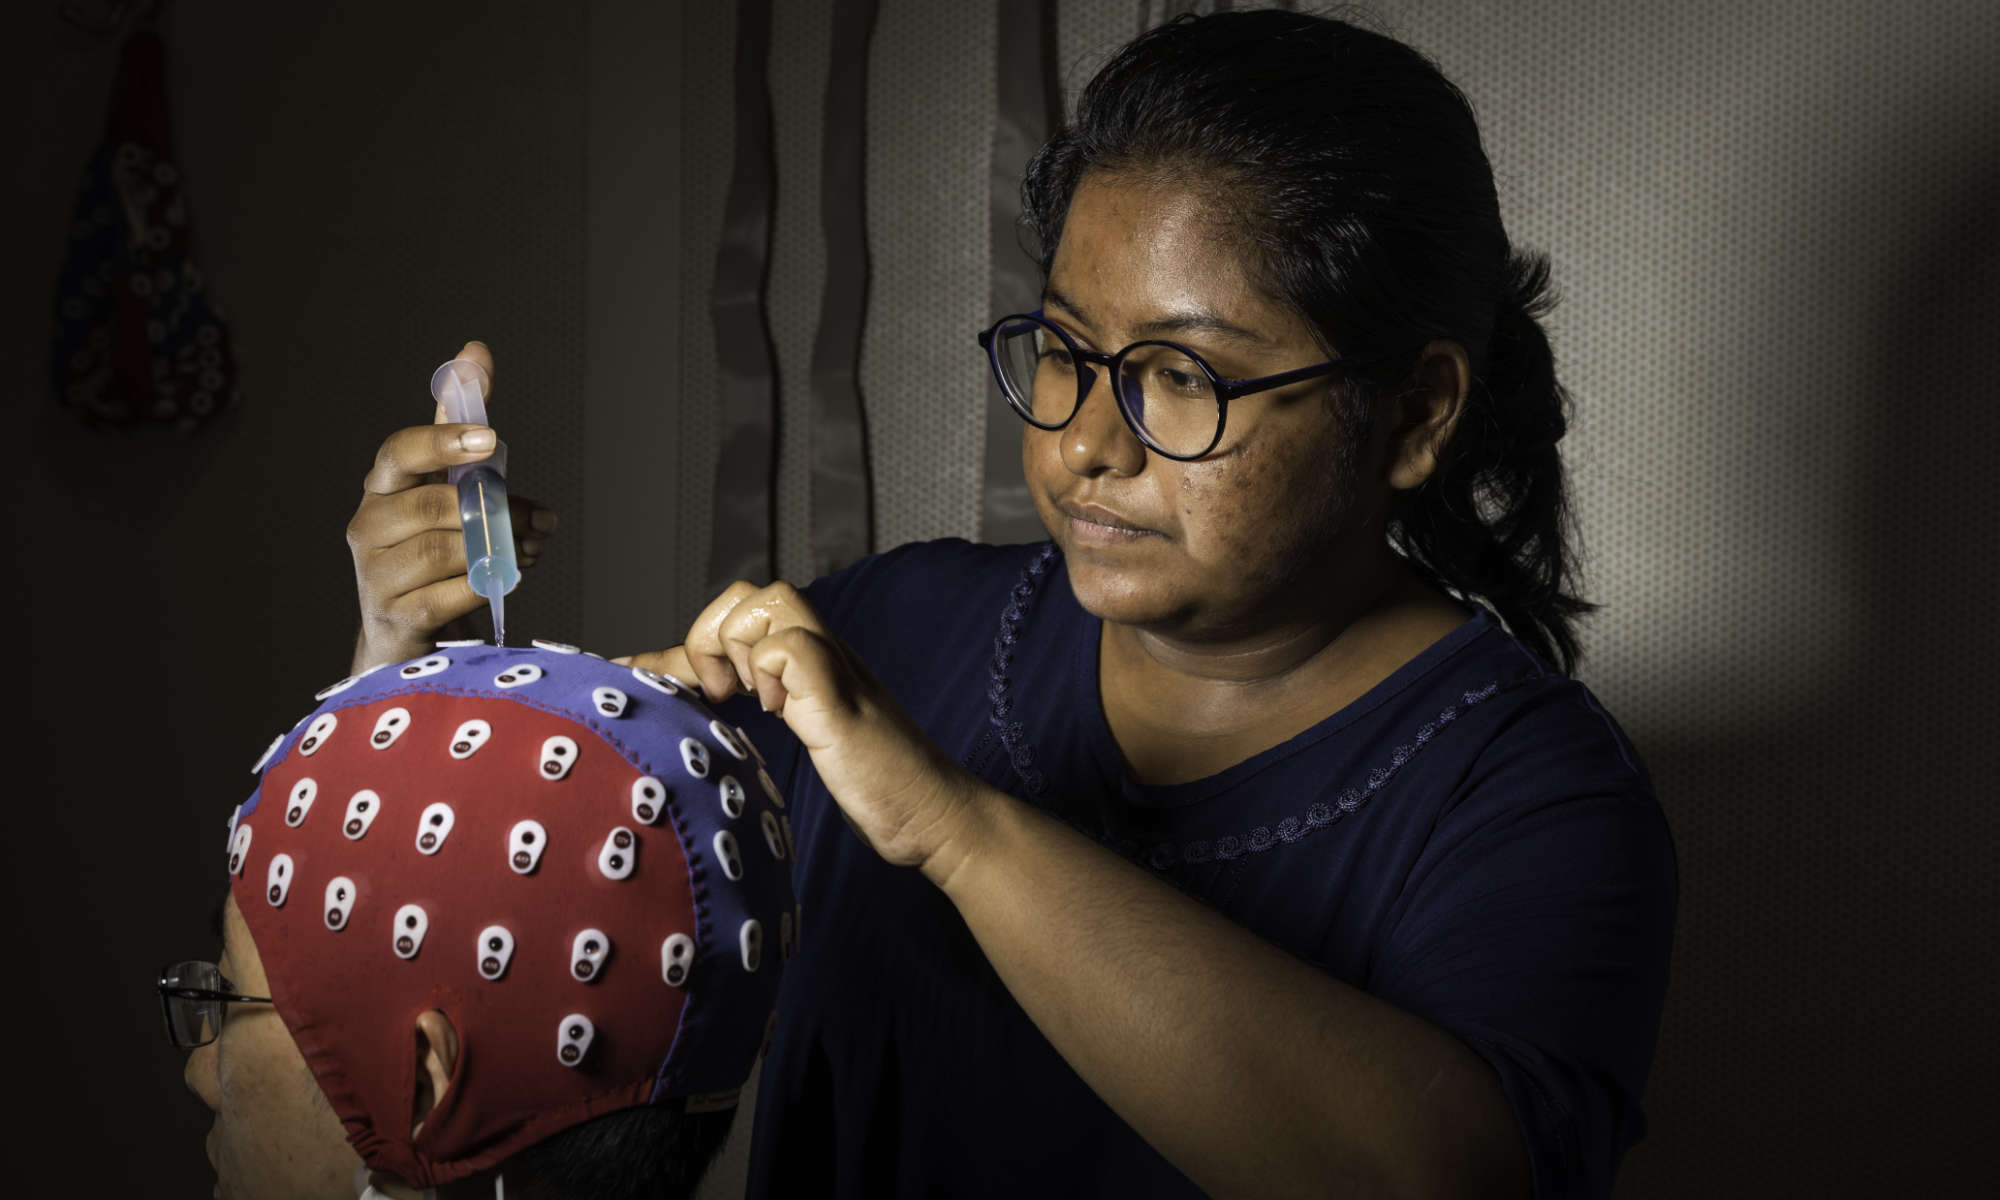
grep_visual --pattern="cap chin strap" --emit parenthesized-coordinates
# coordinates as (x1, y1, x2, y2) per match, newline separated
(355, 1165, 505, 1199)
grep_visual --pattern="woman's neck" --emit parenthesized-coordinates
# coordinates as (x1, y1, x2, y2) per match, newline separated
(1106, 546, 1410, 690)
(1095, 556, 1467, 786)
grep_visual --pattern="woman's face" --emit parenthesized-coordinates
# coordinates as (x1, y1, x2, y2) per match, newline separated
(1026, 174, 1391, 640)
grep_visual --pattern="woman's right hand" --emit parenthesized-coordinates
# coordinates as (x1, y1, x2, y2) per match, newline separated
(346, 341, 557, 673)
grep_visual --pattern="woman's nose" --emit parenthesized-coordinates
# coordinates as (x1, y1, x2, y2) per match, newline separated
(1058, 368, 1147, 478)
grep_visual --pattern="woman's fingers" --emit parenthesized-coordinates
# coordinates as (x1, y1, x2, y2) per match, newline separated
(732, 618, 971, 870)
(682, 581, 763, 701)
(718, 583, 823, 700)
(362, 422, 496, 496)
(721, 586, 821, 707)
(613, 646, 701, 693)
(362, 528, 470, 600)
(745, 624, 853, 726)
(682, 581, 830, 704)
(508, 495, 557, 565)
(378, 575, 488, 647)
(673, 579, 969, 870)
(348, 482, 462, 553)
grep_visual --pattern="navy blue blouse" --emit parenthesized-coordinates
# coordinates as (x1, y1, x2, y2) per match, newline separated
(732, 539, 1675, 1199)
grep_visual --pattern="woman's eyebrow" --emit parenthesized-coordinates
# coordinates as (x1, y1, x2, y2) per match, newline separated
(1138, 310, 1269, 346)
(1041, 284, 1092, 326)
(1041, 284, 1268, 347)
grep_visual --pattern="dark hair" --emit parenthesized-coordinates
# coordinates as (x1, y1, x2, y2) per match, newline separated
(1022, 8, 1595, 672)
(505, 1103, 736, 1200)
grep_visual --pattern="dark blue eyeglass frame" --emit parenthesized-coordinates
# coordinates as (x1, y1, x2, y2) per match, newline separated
(977, 310, 1360, 461)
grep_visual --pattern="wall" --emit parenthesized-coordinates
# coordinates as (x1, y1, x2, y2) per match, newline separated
(1378, 3, 1998, 1191)
(13, 2, 589, 1193)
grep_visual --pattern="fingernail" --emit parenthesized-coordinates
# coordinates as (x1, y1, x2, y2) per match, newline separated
(460, 428, 496, 452)
(530, 509, 558, 533)
(610, 655, 632, 666)
(464, 340, 489, 353)
(521, 538, 545, 558)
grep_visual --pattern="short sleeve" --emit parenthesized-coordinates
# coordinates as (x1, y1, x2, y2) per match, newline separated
(1367, 685, 1678, 1200)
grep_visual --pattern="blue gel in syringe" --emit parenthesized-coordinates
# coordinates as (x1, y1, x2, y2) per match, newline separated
(456, 462, 518, 638)
(429, 358, 519, 645)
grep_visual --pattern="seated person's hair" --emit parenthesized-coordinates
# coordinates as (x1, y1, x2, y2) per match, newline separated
(196, 642, 794, 1197)
(508, 1105, 737, 1200)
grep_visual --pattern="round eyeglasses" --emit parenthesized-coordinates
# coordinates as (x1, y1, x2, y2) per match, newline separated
(158, 960, 272, 1048)
(977, 311, 1360, 461)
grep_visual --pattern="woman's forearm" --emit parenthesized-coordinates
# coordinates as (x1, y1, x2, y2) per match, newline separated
(924, 784, 1530, 1200)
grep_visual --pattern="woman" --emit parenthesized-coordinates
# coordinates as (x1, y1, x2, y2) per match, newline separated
(347, 11, 1674, 1198)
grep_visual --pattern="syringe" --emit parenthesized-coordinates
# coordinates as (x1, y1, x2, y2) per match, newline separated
(429, 357, 519, 646)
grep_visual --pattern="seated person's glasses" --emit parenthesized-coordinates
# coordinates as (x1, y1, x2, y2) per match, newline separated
(978, 310, 1361, 461)
(158, 960, 271, 1048)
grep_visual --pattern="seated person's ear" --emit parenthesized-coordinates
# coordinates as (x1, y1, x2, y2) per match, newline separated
(412, 1010, 460, 1136)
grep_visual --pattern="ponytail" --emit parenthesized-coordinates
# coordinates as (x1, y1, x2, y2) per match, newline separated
(1392, 251, 1595, 674)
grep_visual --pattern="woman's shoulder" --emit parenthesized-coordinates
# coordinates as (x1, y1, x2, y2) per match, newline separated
(1446, 622, 1657, 802)
(1256, 607, 1666, 849)
(1382, 615, 1674, 885)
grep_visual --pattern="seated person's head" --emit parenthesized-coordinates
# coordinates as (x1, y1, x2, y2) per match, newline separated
(169, 643, 795, 1199)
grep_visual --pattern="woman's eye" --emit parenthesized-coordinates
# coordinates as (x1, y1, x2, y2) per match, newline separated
(1039, 347, 1076, 371)
(1157, 366, 1205, 393)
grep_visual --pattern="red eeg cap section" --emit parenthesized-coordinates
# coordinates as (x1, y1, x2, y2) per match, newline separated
(230, 689, 699, 1186)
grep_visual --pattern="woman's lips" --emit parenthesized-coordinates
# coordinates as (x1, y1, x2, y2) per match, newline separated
(1060, 502, 1153, 546)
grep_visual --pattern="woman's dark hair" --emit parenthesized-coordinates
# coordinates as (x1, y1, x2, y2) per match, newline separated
(1022, 8, 1595, 673)
(505, 1102, 735, 1200)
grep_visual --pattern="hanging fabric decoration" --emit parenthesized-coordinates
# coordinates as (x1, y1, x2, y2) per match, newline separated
(51, 26, 238, 432)
(806, 0, 879, 575)
(981, 0, 1062, 545)
(708, 0, 781, 591)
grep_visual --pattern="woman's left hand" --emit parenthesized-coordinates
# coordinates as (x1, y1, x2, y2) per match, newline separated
(620, 581, 982, 875)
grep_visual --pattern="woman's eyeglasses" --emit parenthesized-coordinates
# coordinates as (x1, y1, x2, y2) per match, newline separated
(978, 311, 1361, 460)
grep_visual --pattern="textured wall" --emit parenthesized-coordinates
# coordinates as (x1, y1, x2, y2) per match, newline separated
(1377, 3, 1998, 1193)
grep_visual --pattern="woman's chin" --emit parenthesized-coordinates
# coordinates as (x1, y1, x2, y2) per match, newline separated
(1063, 566, 1181, 630)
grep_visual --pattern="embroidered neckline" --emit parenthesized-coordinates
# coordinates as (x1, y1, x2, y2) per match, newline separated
(983, 543, 1534, 868)
(1108, 676, 1531, 870)
(985, 542, 1061, 798)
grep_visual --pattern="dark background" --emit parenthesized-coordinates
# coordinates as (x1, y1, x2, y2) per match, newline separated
(9, 1, 1995, 1196)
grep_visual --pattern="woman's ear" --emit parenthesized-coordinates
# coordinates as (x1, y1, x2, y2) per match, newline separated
(1384, 339, 1469, 491)
(411, 1009, 460, 1137)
